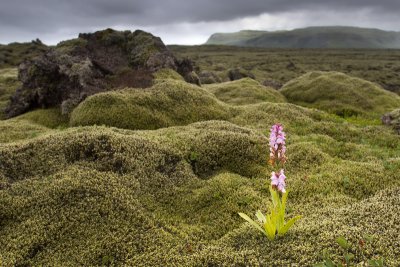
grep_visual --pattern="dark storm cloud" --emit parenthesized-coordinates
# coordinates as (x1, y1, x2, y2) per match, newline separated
(1, 0, 400, 44)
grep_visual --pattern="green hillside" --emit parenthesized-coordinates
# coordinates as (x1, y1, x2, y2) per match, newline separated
(206, 30, 266, 45)
(206, 26, 400, 48)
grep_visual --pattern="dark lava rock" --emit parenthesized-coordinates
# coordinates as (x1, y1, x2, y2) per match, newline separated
(199, 71, 222, 84)
(262, 79, 283, 90)
(227, 68, 255, 81)
(5, 28, 195, 118)
(286, 61, 296, 70)
(382, 108, 400, 134)
(176, 58, 200, 85)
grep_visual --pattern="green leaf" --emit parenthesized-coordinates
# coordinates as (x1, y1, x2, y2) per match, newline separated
(238, 212, 265, 236)
(278, 215, 302, 235)
(313, 263, 326, 267)
(256, 210, 266, 223)
(270, 186, 280, 207)
(264, 214, 276, 241)
(336, 236, 351, 250)
(281, 190, 288, 208)
(368, 258, 384, 267)
(368, 260, 379, 267)
(278, 193, 287, 230)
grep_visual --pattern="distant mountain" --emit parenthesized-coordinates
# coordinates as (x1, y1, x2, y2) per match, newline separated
(206, 26, 400, 48)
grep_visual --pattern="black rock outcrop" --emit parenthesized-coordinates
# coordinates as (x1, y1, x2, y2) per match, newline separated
(5, 29, 194, 118)
(227, 68, 255, 81)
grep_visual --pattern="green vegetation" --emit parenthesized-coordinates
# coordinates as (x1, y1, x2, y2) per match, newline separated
(70, 79, 231, 130)
(315, 235, 385, 266)
(205, 78, 286, 105)
(1, 98, 399, 265)
(280, 71, 400, 117)
(207, 30, 266, 45)
(56, 37, 87, 53)
(14, 108, 69, 128)
(170, 45, 400, 95)
(1, 45, 400, 265)
(206, 26, 400, 49)
(0, 119, 49, 143)
(0, 41, 48, 68)
(383, 108, 400, 132)
(153, 68, 184, 82)
(0, 68, 20, 119)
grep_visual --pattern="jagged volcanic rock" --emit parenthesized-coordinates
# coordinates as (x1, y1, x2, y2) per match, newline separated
(5, 28, 194, 118)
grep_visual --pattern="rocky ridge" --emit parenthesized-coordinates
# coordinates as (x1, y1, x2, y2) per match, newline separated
(5, 29, 195, 118)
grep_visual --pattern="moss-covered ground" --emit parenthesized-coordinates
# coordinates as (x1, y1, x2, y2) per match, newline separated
(1, 51, 400, 266)
(170, 45, 400, 95)
(205, 78, 286, 105)
(0, 68, 20, 120)
(280, 71, 400, 118)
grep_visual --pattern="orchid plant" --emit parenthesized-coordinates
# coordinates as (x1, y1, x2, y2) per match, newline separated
(239, 124, 301, 241)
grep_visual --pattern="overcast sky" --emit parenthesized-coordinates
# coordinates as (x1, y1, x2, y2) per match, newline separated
(1, 0, 400, 45)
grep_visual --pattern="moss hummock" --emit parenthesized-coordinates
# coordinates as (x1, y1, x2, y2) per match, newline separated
(1, 68, 400, 265)
(0, 68, 20, 119)
(205, 78, 286, 105)
(280, 71, 400, 117)
(70, 79, 231, 130)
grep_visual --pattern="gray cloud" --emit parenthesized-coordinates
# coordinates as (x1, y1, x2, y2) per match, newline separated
(1, 0, 400, 44)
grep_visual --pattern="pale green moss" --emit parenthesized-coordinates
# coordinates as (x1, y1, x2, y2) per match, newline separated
(0, 68, 20, 120)
(70, 79, 231, 130)
(0, 120, 49, 143)
(280, 71, 400, 117)
(13, 108, 69, 128)
(56, 38, 88, 53)
(206, 78, 286, 105)
(1, 66, 400, 265)
(153, 68, 184, 82)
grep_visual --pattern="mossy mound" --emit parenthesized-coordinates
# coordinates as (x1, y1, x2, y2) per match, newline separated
(70, 79, 230, 130)
(0, 121, 265, 183)
(231, 102, 330, 134)
(13, 108, 69, 128)
(205, 78, 286, 105)
(1, 66, 400, 265)
(189, 187, 400, 266)
(280, 71, 400, 117)
(1, 116, 399, 265)
(0, 120, 49, 143)
(0, 121, 269, 265)
(153, 68, 184, 82)
(0, 68, 20, 119)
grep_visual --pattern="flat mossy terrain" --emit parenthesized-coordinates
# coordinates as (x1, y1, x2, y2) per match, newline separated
(170, 45, 400, 94)
(1, 48, 400, 265)
(205, 78, 286, 105)
(280, 71, 400, 117)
